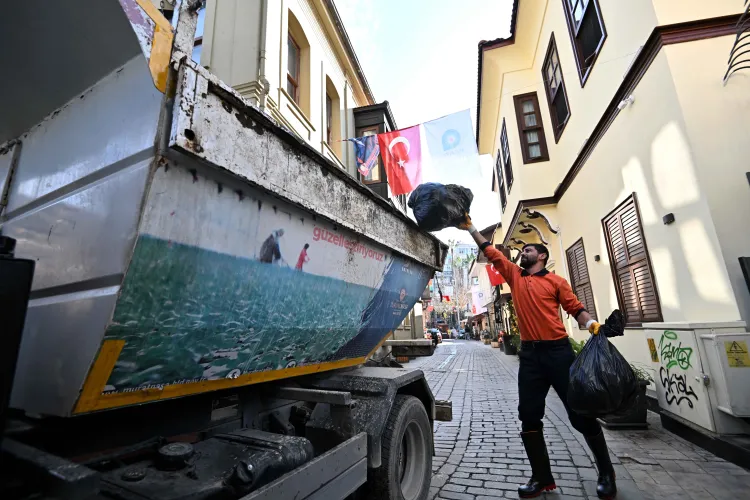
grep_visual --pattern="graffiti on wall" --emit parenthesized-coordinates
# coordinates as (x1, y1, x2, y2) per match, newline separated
(656, 331, 699, 409)
(658, 330, 693, 370)
(659, 367, 698, 408)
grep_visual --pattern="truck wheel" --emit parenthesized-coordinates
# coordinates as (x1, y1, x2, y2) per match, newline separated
(367, 395, 432, 500)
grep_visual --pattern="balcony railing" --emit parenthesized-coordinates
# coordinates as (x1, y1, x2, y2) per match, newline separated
(723, 1, 750, 85)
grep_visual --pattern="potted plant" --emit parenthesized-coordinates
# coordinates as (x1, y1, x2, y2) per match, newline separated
(505, 333, 520, 355)
(597, 364, 653, 430)
(492, 330, 505, 349)
(482, 331, 492, 345)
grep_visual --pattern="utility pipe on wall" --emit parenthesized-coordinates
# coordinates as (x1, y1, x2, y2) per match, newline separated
(257, 0, 269, 112)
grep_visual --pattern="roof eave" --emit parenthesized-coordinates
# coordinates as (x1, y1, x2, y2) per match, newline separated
(323, 0, 376, 104)
(475, 0, 520, 146)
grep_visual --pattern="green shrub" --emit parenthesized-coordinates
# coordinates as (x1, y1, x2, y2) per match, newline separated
(630, 363, 653, 384)
(569, 337, 586, 356)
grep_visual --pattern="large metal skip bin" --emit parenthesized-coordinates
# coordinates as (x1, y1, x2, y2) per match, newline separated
(1, 0, 446, 417)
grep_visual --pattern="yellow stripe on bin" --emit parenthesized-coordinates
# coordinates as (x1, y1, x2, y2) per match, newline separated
(73, 333, 394, 414)
(74, 356, 366, 413)
(74, 340, 125, 413)
(135, 0, 173, 93)
(149, 24, 173, 92)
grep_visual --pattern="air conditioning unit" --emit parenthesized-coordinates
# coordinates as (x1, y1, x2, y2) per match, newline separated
(644, 321, 750, 435)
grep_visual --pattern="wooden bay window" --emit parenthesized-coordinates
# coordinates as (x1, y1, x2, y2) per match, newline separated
(513, 92, 549, 163)
(542, 34, 571, 142)
(566, 238, 597, 325)
(562, 0, 607, 85)
(602, 194, 662, 325)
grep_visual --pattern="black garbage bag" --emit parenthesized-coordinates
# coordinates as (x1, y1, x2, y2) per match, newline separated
(599, 309, 625, 338)
(407, 183, 473, 232)
(567, 311, 637, 418)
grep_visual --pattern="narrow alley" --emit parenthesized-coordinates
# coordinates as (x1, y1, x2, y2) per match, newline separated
(410, 340, 750, 500)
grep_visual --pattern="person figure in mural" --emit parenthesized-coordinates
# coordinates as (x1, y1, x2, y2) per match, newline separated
(259, 229, 286, 265)
(296, 243, 310, 271)
(460, 214, 617, 499)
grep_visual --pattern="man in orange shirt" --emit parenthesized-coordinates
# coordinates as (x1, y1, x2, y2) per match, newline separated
(462, 217, 616, 499)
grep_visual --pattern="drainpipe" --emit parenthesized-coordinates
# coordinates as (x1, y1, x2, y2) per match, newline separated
(257, 0, 269, 112)
(344, 79, 350, 174)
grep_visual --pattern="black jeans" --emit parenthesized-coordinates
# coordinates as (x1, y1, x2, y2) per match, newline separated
(517, 340, 601, 437)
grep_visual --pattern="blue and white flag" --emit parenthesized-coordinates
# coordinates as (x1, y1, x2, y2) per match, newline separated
(423, 109, 478, 158)
(347, 135, 380, 177)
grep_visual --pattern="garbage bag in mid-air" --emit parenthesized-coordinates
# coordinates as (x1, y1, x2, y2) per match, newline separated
(407, 183, 473, 232)
(567, 310, 637, 418)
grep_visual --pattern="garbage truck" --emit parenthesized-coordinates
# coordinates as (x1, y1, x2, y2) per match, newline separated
(0, 2, 449, 499)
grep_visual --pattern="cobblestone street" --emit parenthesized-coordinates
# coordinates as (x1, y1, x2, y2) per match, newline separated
(408, 340, 750, 500)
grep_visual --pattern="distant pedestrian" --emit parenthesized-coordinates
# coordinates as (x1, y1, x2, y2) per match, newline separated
(461, 214, 616, 499)
(296, 243, 310, 271)
(259, 229, 286, 265)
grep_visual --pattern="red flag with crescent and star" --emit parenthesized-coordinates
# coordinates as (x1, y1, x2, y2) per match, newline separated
(377, 125, 422, 196)
(486, 264, 506, 286)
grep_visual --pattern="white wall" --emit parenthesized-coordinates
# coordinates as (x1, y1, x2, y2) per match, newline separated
(201, 0, 369, 175)
(665, 37, 750, 326)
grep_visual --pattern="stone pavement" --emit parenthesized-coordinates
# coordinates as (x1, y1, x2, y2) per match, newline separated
(408, 339, 750, 500)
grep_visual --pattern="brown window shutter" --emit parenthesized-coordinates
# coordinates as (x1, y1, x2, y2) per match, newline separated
(566, 238, 597, 323)
(602, 195, 662, 325)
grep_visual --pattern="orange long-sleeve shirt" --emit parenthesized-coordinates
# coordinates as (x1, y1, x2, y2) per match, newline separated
(484, 245, 585, 342)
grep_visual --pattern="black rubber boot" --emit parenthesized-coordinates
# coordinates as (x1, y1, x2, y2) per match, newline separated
(518, 431, 556, 498)
(585, 432, 617, 499)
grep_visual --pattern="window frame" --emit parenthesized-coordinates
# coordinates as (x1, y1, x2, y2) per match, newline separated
(565, 238, 597, 327)
(357, 126, 382, 185)
(562, 0, 607, 86)
(326, 93, 333, 144)
(191, 5, 205, 65)
(542, 34, 571, 143)
(601, 193, 663, 327)
(494, 151, 507, 212)
(513, 92, 550, 163)
(499, 119, 514, 193)
(287, 34, 301, 104)
(192, 37, 203, 64)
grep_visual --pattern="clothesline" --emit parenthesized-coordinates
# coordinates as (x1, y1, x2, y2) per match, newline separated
(330, 107, 472, 142)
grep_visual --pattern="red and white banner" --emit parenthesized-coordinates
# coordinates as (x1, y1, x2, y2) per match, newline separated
(377, 125, 422, 195)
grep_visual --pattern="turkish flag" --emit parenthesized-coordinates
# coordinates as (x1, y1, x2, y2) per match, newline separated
(486, 264, 505, 286)
(443, 296, 451, 303)
(377, 125, 422, 195)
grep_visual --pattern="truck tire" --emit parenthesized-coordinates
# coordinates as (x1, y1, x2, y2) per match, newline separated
(367, 395, 432, 500)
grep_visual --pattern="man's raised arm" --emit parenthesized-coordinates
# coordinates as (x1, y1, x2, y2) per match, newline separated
(459, 215, 517, 285)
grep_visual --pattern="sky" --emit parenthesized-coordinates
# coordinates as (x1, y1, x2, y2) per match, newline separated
(337, 0, 514, 243)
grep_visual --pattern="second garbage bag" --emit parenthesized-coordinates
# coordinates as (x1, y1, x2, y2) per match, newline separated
(407, 183, 473, 232)
(567, 315, 638, 418)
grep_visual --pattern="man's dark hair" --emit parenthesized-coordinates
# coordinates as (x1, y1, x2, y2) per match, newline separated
(522, 243, 550, 264)
(304, 243, 310, 250)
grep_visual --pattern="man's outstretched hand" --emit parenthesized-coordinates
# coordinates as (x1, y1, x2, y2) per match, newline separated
(458, 212, 473, 231)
